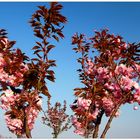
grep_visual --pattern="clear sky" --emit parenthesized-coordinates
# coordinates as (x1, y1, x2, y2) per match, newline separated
(0, 2, 140, 138)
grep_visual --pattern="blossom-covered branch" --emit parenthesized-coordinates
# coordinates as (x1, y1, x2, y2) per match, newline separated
(0, 2, 67, 138)
(71, 29, 140, 138)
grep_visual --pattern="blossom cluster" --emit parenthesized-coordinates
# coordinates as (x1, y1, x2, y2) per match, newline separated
(0, 37, 42, 136)
(0, 90, 41, 135)
(26, 107, 40, 130)
(85, 61, 140, 114)
(5, 114, 23, 135)
(0, 89, 19, 110)
(71, 107, 99, 136)
(71, 97, 99, 136)
(0, 38, 28, 87)
(77, 97, 91, 110)
(71, 116, 85, 136)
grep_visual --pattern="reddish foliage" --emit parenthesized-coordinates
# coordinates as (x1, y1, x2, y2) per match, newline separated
(0, 2, 67, 138)
(71, 29, 140, 138)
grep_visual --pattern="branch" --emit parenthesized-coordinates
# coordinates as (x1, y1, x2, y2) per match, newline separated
(23, 108, 32, 138)
(100, 92, 130, 138)
(10, 86, 21, 93)
(92, 109, 104, 138)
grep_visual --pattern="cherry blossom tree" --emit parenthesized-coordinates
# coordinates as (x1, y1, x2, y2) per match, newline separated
(71, 29, 140, 138)
(0, 2, 67, 138)
(42, 100, 72, 138)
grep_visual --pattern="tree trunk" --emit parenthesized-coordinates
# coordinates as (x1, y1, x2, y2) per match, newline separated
(17, 133, 27, 138)
(92, 109, 104, 138)
(53, 133, 58, 138)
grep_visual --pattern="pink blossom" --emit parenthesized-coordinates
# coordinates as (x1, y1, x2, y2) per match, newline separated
(133, 106, 138, 110)
(123, 43, 127, 48)
(37, 98, 42, 107)
(104, 83, 114, 91)
(0, 89, 16, 110)
(5, 114, 23, 135)
(0, 51, 29, 87)
(0, 90, 41, 133)
(115, 64, 134, 78)
(74, 121, 82, 129)
(71, 30, 140, 137)
(25, 106, 39, 130)
(71, 116, 77, 124)
(117, 38, 121, 43)
(120, 76, 133, 91)
(102, 97, 114, 116)
(115, 110, 120, 117)
(134, 63, 140, 72)
(132, 81, 139, 90)
(87, 108, 99, 120)
(77, 97, 91, 110)
(74, 129, 85, 136)
(7, 75, 16, 86)
(97, 67, 108, 74)
(96, 67, 109, 83)
(86, 59, 94, 74)
(115, 64, 125, 75)
(134, 89, 140, 104)
(0, 70, 8, 82)
(113, 91, 122, 98)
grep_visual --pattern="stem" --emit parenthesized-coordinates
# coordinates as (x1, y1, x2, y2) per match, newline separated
(93, 123, 99, 138)
(84, 109, 90, 138)
(23, 108, 32, 138)
(53, 133, 58, 138)
(100, 92, 130, 138)
(85, 118, 89, 138)
(53, 129, 58, 138)
(92, 109, 104, 138)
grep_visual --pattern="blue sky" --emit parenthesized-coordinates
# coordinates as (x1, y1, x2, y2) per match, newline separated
(0, 2, 140, 138)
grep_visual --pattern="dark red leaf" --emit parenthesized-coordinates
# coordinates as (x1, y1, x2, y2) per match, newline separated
(36, 42, 42, 47)
(34, 49, 42, 54)
(41, 86, 51, 98)
(52, 35, 59, 42)
(32, 46, 40, 50)
(47, 45, 55, 53)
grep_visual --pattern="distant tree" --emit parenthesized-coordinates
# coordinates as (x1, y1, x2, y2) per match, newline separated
(42, 100, 72, 138)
